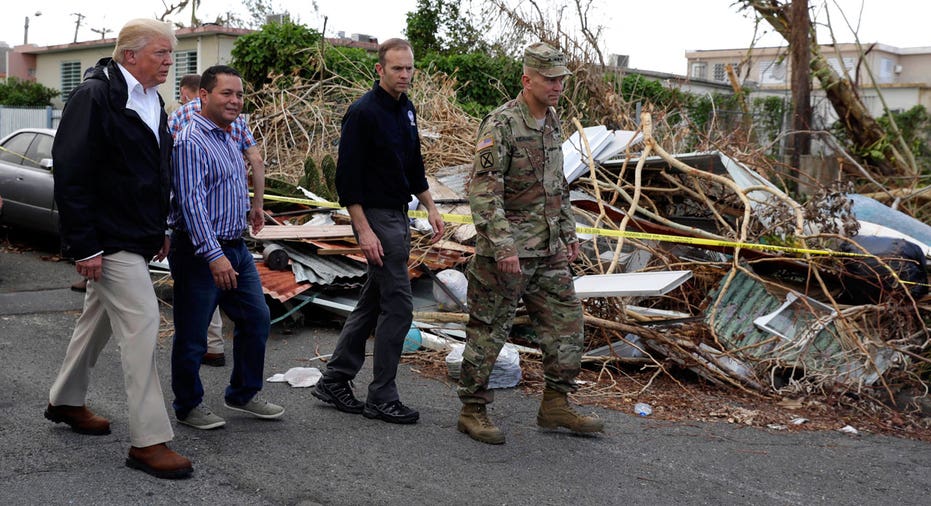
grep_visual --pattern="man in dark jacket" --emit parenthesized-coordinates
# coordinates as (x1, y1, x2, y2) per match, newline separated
(45, 18, 192, 480)
(312, 38, 444, 424)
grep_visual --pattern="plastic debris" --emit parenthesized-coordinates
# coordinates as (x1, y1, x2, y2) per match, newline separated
(838, 425, 860, 435)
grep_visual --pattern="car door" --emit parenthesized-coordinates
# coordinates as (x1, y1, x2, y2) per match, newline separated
(23, 132, 58, 233)
(0, 131, 58, 234)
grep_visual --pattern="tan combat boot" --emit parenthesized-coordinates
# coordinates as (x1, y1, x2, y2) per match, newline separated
(457, 403, 505, 444)
(537, 389, 605, 433)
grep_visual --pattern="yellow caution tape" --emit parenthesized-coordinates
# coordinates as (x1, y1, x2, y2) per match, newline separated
(260, 193, 931, 288)
(261, 193, 855, 257)
(262, 194, 343, 209)
(0, 145, 43, 167)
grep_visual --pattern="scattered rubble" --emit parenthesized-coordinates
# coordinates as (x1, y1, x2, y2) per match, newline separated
(225, 65, 931, 438)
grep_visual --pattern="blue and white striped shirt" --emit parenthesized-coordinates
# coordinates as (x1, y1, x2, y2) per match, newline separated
(169, 113, 250, 262)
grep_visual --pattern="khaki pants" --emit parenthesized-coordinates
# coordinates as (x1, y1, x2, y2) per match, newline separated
(49, 251, 174, 448)
(206, 309, 224, 354)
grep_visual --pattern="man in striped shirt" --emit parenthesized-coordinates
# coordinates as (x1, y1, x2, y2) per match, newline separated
(169, 74, 266, 368)
(167, 65, 283, 430)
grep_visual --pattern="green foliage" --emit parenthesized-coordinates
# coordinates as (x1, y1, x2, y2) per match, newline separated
(406, 0, 442, 57)
(879, 105, 931, 175)
(833, 104, 931, 174)
(230, 20, 323, 90)
(619, 74, 672, 106)
(323, 46, 377, 84)
(297, 157, 317, 192)
(615, 73, 789, 154)
(752, 95, 788, 154)
(321, 154, 337, 197)
(298, 155, 338, 201)
(752, 96, 787, 136)
(0, 78, 60, 106)
(405, 0, 490, 57)
(419, 52, 522, 117)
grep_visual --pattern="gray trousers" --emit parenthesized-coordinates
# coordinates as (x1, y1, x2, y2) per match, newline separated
(322, 208, 412, 404)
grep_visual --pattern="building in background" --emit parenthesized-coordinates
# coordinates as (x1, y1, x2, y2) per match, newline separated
(685, 42, 931, 128)
(6, 24, 252, 108)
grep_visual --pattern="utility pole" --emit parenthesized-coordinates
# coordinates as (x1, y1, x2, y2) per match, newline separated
(72, 13, 85, 43)
(90, 27, 111, 40)
(790, 0, 812, 170)
(23, 12, 41, 45)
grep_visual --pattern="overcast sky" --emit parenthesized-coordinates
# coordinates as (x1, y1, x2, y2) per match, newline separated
(2, 0, 927, 75)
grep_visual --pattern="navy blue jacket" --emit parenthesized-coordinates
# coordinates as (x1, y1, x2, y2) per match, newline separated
(334, 81, 429, 210)
(52, 58, 173, 260)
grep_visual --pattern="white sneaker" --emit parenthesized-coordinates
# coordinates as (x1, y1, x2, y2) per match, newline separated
(178, 404, 226, 430)
(224, 396, 284, 420)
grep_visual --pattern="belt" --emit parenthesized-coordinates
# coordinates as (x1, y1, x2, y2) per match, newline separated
(217, 237, 244, 248)
(170, 230, 243, 248)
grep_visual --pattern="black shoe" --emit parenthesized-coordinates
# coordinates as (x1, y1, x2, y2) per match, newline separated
(201, 352, 226, 367)
(312, 379, 364, 414)
(362, 400, 419, 424)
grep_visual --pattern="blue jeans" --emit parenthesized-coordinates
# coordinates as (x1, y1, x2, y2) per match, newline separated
(322, 208, 412, 404)
(169, 233, 271, 418)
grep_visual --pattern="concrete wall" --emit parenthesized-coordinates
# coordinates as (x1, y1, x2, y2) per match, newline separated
(34, 46, 112, 108)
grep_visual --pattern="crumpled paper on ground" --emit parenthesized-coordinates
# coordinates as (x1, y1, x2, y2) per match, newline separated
(267, 367, 322, 388)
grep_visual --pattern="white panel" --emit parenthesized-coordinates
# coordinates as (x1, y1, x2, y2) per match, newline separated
(573, 270, 693, 298)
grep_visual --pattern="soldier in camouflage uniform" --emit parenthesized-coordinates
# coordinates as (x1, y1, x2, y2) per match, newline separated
(456, 42, 604, 444)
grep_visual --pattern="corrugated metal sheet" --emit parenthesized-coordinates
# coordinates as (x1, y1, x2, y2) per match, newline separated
(282, 244, 367, 285)
(434, 163, 471, 196)
(705, 269, 895, 385)
(256, 261, 313, 302)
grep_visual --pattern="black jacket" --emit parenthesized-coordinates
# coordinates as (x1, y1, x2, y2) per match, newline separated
(52, 58, 172, 260)
(334, 81, 429, 209)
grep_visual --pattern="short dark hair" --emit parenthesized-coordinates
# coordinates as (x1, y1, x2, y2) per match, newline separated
(179, 73, 201, 91)
(378, 38, 412, 65)
(199, 65, 242, 92)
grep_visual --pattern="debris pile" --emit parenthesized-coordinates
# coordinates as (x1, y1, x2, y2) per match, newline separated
(239, 65, 929, 430)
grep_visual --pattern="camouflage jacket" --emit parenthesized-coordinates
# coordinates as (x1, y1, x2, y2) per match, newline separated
(468, 93, 576, 260)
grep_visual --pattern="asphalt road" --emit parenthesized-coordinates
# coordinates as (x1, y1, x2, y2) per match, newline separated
(1, 241, 929, 505)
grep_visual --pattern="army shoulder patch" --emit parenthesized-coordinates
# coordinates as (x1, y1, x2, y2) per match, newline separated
(480, 151, 494, 169)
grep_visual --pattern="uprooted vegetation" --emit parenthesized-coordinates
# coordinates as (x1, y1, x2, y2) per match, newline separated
(241, 8, 930, 437)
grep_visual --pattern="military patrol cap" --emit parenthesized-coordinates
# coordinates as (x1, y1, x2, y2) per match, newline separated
(523, 42, 571, 77)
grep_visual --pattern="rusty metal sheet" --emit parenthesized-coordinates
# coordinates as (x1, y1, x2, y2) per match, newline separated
(256, 261, 312, 302)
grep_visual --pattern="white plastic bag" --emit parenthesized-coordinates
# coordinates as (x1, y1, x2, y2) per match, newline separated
(266, 367, 322, 388)
(445, 342, 521, 389)
(433, 269, 467, 311)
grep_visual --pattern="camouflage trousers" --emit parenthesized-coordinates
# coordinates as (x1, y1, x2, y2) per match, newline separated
(457, 252, 583, 405)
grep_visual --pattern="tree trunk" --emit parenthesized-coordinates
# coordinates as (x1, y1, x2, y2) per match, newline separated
(789, 0, 811, 169)
(744, 0, 908, 177)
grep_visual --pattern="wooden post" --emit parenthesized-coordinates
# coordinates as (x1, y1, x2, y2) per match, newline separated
(790, 0, 812, 170)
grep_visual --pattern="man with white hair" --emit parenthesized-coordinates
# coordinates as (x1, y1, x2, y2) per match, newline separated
(46, 18, 193, 479)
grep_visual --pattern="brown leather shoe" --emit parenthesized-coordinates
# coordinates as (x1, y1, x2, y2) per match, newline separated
(70, 278, 88, 293)
(44, 404, 111, 435)
(201, 352, 226, 367)
(126, 443, 193, 479)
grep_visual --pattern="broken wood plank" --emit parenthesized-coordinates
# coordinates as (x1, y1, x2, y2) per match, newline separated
(428, 239, 475, 254)
(316, 247, 363, 255)
(251, 225, 355, 240)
